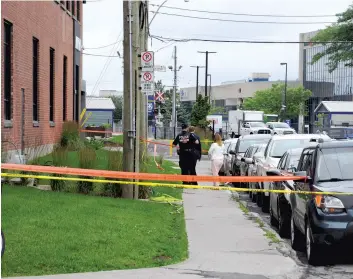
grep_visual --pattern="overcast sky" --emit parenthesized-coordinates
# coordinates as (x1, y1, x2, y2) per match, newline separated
(82, 0, 352, 95)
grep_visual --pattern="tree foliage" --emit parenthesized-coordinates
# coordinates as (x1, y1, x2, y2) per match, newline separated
(191, 94, 211, 128)
(110, 96, 123, 122)
(311, 4, 353, 72)
(177, 101, 192, 125)
(242, 84, 312, 119)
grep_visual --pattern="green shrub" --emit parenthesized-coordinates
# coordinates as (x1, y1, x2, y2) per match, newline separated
(50, 146, 69, 192)
(60, 121, 83, 150)
(103, 151, 123, 197)
(77, 147, 96, 194)
(84, 138, 105, 150)
(101, 123, 112, 129)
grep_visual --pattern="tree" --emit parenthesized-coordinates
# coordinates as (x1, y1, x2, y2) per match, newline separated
(110, 96, 123, 122)
(242, 84, 312, 119)
(177, 101, 192, 125)
(190, 94, 211, 128)
(310, 4, 353, 72)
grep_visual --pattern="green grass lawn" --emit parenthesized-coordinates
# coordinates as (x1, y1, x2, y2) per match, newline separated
(110, 135, 123, 145)
(1, 185, 188, 277)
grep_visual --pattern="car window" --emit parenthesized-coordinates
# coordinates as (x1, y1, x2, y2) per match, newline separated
(238, 138, 271, 153)
(244, 147, 251, 157)
(316, 147, 353, 182)
(286, 155, 300, 171)
(229, 142, 237, 152)
(224, 142, 231, 152)
(277, 153, 287, 169)
(273, 123, 290, 128)
(269, 139, 316, 158)
(250, 122, 266, 128)
(264, 140, 272, 158)
(302, 153, 313, 176)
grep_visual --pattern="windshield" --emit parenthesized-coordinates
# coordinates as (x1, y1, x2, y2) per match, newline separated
(273, 123, 290, 128)
(316, 148, 353, 181)
(270, 139, 317, 158)
(238, 139, 270, 153)
(288, 156, 300, 170)
(250, 122, 265, 128)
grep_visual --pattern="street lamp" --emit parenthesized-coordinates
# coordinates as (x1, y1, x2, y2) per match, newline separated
(190, 65, 205, 100)
(198, 51, 217, 98)
(280, 62, 288, 120)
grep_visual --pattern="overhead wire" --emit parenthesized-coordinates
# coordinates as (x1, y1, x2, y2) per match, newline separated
(84, 41, 121, 50)
(150, 35, 353, 44)
(83, 52, 120, 57)
(149, 11, 336, 24)
(149, 4, 336, 18)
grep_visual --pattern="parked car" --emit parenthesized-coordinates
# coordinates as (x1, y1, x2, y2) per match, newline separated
(240, 122, 272, 135)
(244, 143, 267, 202)
(256, 134, 331, 213)
(266, 148, 303, 237)
(266, 122, 296, 135)
(290, 140, 353, 265)
(240, 144, 266, 188)
(219, 139, 238, 176)
(222, 139, 238, 175)
(230, 134, 272, 186)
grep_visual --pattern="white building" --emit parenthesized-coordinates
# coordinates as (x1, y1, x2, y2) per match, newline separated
(99, 89, 123, 97)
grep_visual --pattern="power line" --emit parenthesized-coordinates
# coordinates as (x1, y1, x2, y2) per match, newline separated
(84, 41, 121, 50)
(149, 4, 336, 18)
(149, 11, 335, 24)
(150, 35, 353, 44)
(83, 52, 119, 57)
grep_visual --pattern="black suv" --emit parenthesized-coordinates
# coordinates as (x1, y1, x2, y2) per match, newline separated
(290, 140, 353, 265)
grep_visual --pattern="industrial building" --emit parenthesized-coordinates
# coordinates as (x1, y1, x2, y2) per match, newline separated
(180, 73, 299, 120)
(1, 0, 85, 156)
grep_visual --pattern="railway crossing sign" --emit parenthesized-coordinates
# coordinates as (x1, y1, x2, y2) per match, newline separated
(141, 51, 154, 72)
(155, 91, 165, 103)
(141, 72, 154, 95)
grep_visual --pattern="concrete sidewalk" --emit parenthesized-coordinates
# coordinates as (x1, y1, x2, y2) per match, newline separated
(9, 160, 301, 279)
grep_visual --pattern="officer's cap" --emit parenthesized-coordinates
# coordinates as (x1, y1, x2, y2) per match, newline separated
(181, 123, 188, 130)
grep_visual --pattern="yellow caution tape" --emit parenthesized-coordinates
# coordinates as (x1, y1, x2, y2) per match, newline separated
(2, 173, 353, 196)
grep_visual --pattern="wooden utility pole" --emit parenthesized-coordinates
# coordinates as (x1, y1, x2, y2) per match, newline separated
(122, 0, 136, 199)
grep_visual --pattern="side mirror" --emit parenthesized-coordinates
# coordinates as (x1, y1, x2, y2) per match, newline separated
(253, 152, 263, 160)
(266, 169, 281, 176)
(241, 157, 245, 162)
(294, 171, 311, 183)
(288, 166, 297, 173)
(244, 158, 254, 164)
(229, 150, 235, 155)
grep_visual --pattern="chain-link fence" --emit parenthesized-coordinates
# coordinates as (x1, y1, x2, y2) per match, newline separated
(148, 126, 183, 140)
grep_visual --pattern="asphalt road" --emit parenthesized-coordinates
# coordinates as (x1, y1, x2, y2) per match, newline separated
(234, 191, 353, 279)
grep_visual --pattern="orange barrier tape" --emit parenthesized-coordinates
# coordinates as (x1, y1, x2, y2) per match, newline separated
(1, 163, 306, 183)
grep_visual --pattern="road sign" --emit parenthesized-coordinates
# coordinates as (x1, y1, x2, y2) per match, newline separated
(155, 91, 165, 103)
(141, 72, 154, 95)
(154, 65, 166, 72)
(141, 51, 154, 72)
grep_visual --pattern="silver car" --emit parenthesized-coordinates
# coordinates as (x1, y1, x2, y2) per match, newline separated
(222, 139, 238, 175)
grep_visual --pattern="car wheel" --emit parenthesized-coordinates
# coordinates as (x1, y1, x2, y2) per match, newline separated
(278, 201, 290, 238)
(256, 187, 262, 207)
(291, 215, 304, 251)
(306, 223, 322, 266)
(269, 195, 277, 226)
(252, 191, 257, 202)
(261, 194, 270, 213)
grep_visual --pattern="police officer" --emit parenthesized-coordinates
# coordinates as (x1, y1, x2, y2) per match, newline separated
(188, 126, 201, 185)
(172, 124, 199, 184)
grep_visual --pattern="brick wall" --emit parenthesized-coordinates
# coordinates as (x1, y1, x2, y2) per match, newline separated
(1, 1, 83, 152)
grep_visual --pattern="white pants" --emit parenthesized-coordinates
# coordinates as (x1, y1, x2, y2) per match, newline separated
(211, 158, 223, 186)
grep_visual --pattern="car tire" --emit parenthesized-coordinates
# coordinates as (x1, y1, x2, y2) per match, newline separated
(256, 188, 262, 207)
(306, 222, 322, 266)
(291, 215, 304, 251)
(261, 194, 270, 213)
(252, 192, 257, 202)
(269, 195, 277, 226)
(278, 201, 290, 238)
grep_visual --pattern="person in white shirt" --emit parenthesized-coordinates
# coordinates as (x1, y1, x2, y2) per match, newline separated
(208, 133, 225, 186)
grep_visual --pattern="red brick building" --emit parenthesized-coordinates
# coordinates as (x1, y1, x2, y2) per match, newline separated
(1, 0, 85, 156)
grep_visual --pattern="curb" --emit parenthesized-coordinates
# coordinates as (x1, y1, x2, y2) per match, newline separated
(228, 190, 301, 262)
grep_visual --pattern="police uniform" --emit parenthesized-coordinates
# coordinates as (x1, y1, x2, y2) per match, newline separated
(189, 132, 201, 185)
(173, 125, 199, 184)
